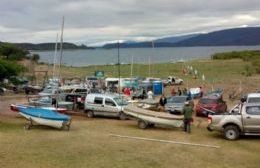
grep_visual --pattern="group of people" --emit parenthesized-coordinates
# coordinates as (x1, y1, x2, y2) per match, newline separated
(171, 87, 188, 96)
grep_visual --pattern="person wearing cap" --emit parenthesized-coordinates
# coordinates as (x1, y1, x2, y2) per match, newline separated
(182, 101, 193, 133)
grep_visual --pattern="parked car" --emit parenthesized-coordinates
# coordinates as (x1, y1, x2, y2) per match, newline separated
(131, 88, 147, 100)
(207, 103, 260, 140)
(165, 96, 192, 114)
(65, 88, 88, 109)
(195, 95, 227, 116)
(162, 76, 183, 86)
(84, 93, 128, 120)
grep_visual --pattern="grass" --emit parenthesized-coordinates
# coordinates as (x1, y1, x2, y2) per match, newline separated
(0, 117, 260, 168)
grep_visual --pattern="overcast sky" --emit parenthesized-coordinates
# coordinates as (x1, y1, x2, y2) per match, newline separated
(1, 0, 260, 46)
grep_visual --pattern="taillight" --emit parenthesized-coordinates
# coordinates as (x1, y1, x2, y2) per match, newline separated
(208, 116, 212, 124)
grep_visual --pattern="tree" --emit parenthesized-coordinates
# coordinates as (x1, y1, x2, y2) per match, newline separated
(0, 59, 26, 81)
(0, 43, 29, 60)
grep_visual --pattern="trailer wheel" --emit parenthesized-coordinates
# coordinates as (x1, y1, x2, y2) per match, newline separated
(24, 124, 31, 130)
(138, 120, 148, 129)
(86, 110, 94, 118)
(224, 125, 240, 140)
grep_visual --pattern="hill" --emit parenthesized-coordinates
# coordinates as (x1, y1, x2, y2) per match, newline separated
(102, 27, 260, 48)
(0, 42, 94, 50)
(174, 27, 260, 46)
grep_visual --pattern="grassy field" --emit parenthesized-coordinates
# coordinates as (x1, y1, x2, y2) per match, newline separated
(0, 115, 260, 168)
(1, 58, 260, 168)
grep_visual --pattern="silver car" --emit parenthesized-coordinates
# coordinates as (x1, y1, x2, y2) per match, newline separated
(165, 96, 191, 114)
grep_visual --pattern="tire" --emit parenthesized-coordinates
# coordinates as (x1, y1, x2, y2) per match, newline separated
(138, 120, 148, 129)
(223, 125, 240, 140)
(86, 110, 94, 118)
(24, 124, 31, 130)
(119, 112, 127, 120)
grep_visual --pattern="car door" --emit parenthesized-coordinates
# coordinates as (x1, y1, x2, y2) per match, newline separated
(242, 105, 260, 133)
(93, 97, 105, 115)
(104, 98, 118, 117)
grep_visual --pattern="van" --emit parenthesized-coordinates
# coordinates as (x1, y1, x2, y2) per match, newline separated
(84, 93, 128, 120)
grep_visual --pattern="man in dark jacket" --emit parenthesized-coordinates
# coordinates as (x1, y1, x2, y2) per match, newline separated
(183, 101, 193, 133)
(158, 94, 167, 111)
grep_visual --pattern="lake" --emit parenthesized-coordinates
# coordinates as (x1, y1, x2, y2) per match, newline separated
(32, 46, 260, 67)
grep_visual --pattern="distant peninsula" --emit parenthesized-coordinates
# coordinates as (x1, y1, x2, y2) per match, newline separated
(0, 42, 94, 51)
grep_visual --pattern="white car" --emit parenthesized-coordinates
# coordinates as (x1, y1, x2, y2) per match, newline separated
(163, 76, 183, 86)
(84, 93, 128, 120)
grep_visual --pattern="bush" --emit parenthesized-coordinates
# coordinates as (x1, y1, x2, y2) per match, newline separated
(0, 59, 27, 81)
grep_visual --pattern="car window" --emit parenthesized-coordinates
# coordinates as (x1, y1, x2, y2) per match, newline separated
(247, 97, 260, 103)
(94, 97, 103, 104)
(105, 98, 116, 106)
(246, 106, 260, 115)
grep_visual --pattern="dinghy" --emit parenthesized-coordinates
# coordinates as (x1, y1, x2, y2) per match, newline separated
(124, 104, 183, 129)
(10, 104, 67, 113)
(18, 106, 71, 130)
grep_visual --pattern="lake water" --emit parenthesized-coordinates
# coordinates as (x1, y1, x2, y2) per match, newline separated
(32, 46, 260, 67)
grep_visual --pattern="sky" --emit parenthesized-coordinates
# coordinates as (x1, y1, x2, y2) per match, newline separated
(1, 0, 260, 46)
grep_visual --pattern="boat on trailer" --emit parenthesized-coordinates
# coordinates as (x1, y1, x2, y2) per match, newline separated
(124, 104, 183, 129)
(17, 106, 71, 130)
(10, 104, 67, 113)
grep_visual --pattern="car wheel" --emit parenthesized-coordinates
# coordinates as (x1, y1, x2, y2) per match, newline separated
(86, 110, 94, 118)
(224, 125, 240, 140)
(138, 120, 148, 129)
(119, 112, 127, 120)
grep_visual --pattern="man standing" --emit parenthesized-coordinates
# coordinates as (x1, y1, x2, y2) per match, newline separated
(183, 101, 193, 133)
(159, 94, 167, 111)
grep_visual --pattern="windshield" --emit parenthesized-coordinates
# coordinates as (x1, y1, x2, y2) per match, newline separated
(114, 97, 128, 106)
(199, 98, 217, 104)
(168, 96, 187, 103)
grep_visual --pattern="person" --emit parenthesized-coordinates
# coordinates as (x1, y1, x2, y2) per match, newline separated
(147, 90, 154, 99)
(171, 87, 176, 96)
(199, 86, 204, 97)
(177, 87, 182, 96)
(159, 94, 167, 111)
(182, 101, 193, 133)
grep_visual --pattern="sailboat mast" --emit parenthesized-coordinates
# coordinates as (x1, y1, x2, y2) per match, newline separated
(53, 33, 59, 79)
(58, 16, 64, 81)
(117, 41, 121, 94)
(149, 41, 154, 77)
(130, 55, 134, 77)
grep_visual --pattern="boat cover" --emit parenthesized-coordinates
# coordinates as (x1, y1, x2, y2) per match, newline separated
(18, 107, 70, 121)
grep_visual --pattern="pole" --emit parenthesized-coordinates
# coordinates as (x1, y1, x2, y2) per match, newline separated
(130, 55, 133, 77)
(58, 16, 64, 82)
(117, 41, 121, 94)
(53, 33, 59, 79)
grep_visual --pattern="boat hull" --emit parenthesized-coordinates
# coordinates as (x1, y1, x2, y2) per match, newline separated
(124, 105, 183, 127)
(19, 112, 68, 129)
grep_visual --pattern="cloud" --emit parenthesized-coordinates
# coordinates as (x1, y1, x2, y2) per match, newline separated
(1, 0, 260, 45)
